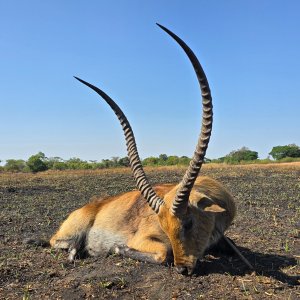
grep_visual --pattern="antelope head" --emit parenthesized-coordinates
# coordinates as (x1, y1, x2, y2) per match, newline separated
(75, 24, 223, 274)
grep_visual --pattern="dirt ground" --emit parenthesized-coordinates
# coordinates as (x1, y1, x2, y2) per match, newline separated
(0, 164, 299, 299)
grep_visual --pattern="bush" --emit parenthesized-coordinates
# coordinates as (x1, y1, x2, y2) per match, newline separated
(142, 156, 159, 166)
(269, 144, 300, 160)
(45, 157, 64, 169)
(256, 158, 273, 164)
(4, 159, 27, 172)
(64, 158, 91, 170)
(158, 154, 168, 164)
(166, 156, 180, 165)
(224, 147, 258, 164)
(101, 159, 115, 168)
(278, 157, 300, 163)
(179, 156, 191, 165)
(118, 157, 130, 167)
(27, 152, 48, 173)
(52, 161, 68, 170)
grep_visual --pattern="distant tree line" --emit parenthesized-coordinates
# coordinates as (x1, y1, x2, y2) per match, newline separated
(0, 152, 132, 173)
(210, 144, 300, 164)
(1, 144, 300, 173)
(142, 154, 192, 166)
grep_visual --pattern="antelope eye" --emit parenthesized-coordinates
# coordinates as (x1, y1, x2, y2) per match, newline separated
(183, 219, 193, 231)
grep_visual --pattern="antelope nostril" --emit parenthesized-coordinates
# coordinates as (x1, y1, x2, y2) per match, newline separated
(175, 266, 188, 274)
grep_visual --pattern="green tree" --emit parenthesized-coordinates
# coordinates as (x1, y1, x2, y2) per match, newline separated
(46, 157, 64, 169)
(4, 159, 27, 172)
(52, 161, 68, 170)
(158, 154, 168, 165)
(179, 156, 190, 165)
(142, 156, 159, 166)
(166, 155, 180, 165)
(101, 159, 114, 168)
(111, 156, 120, 167)
(269, 144, 300, 160)
(224, 147, 258, 163)
(27, 152, 48, 173)
(118, 156, 130, 167)
(65, 157, 91, 169)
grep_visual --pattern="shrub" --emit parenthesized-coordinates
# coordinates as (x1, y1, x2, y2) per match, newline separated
(278, 157, 300, 163)
(142, 156, 159, 166)
(179, 156, 191, 165)
(4, 159, 27, 172)
(224, 147, 258, 164)
(64, 157, 90, 169)
(27, 152, 48, 173)
(166, 156, 180, 165)
(118, 157, 130, 167)
(52, 161, 68, 170)
(45, 157, 64, 169)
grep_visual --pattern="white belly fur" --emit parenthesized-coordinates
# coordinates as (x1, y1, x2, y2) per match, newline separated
(86, 227, 126, 256)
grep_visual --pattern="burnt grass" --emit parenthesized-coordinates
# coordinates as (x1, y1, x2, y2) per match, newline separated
(0, 164, 299, 299)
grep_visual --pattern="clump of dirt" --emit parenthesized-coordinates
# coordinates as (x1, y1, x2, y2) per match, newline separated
(0, 165, 299, 299)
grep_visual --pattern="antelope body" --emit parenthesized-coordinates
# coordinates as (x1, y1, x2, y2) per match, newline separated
(48, 24, 236, 275)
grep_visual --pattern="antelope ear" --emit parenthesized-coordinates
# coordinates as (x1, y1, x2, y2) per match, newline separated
(196, 195, 226, 213)
(203, 203, 226, 213)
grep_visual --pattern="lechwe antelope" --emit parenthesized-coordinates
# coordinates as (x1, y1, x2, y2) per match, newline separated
(47, 24, 237, 275)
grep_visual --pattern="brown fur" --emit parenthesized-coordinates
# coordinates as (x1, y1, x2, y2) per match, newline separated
(50, 176, 235, 273)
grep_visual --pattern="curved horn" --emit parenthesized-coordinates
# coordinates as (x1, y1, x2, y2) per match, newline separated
(156, 24, 213, 216)
(74, 76, 164, 213)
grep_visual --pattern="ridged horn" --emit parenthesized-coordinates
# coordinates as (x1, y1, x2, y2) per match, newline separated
(156, 24, 213, 216)
(74, 76, 164, 213)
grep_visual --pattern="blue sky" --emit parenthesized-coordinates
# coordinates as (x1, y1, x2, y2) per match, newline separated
(1, 1, 299, 162)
